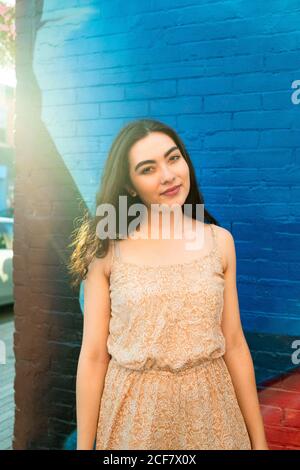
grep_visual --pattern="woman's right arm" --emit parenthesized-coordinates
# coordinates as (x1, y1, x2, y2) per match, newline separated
(76, 253, 112, 450)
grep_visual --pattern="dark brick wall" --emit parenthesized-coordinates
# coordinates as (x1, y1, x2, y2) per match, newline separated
(13, 0, 85, 449)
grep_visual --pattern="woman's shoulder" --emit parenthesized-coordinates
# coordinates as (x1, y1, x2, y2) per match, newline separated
(86, 243, 114, 280)
(212, 224, 235, 246)
(210, 224, 235, 273)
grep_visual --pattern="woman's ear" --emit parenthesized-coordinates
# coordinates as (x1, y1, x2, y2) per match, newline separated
(125, 184, 137, 197)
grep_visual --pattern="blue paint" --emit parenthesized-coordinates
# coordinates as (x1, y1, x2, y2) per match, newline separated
(34, 0, 299, 337)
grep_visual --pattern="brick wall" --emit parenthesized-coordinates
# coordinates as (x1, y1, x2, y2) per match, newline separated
(13, 0, 85, 449)
(14, 0, 300, 449)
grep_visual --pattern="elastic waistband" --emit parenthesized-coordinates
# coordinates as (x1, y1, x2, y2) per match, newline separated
(110, 355, 225, 376)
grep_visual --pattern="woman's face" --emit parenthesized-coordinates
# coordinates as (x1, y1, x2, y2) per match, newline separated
(127, 132, 190, 209)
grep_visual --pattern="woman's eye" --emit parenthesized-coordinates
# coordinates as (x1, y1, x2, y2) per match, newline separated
(141, 167, 154, 175)
(140, 156, 180, 174)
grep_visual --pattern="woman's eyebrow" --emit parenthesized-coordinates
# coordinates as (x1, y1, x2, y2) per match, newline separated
(134, 146, 179, 172)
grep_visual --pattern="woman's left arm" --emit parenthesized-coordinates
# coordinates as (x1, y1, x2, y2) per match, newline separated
(218, 227, 269, 450)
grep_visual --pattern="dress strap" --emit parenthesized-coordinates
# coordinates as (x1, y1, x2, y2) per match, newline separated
(110, 240, 119, 268)
(209, 224, 223, 269)
(209, 223, 217, 249)
(110, 240, 115, 266)
(113, 239, 121, 260)
(210, 224, 220, 256)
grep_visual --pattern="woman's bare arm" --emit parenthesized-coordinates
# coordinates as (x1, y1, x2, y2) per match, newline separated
(218, 227, 269, 450)
(76, 251, 112, 450)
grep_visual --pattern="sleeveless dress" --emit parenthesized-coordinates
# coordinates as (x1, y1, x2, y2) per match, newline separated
(95, 223, 252, 450)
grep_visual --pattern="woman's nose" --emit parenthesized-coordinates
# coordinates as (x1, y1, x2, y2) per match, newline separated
(160, 165, 175, 183)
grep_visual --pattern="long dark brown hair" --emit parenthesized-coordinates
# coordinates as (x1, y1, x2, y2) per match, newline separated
(67, 118, 219, 288)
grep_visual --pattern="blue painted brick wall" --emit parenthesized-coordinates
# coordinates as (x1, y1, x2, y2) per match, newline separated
(15, 0, 300, 450)
(36, 0, 300, 351)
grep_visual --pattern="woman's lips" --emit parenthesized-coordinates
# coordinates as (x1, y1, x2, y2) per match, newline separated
(161, 184, 182, 196)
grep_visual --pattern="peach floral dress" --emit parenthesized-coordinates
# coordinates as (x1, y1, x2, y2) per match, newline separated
(96, 224, 252, 450)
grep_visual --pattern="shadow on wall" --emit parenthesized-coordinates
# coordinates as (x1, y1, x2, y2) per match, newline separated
(64, 281, 96, 450)
(63, 429, 96, 450)
(14, 0, 91, 450)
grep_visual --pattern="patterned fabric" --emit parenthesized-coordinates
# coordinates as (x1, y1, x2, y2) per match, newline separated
(96, 224, 252, 450)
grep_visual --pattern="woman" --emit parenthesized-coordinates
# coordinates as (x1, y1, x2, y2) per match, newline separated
(68, 118, 269, 450)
